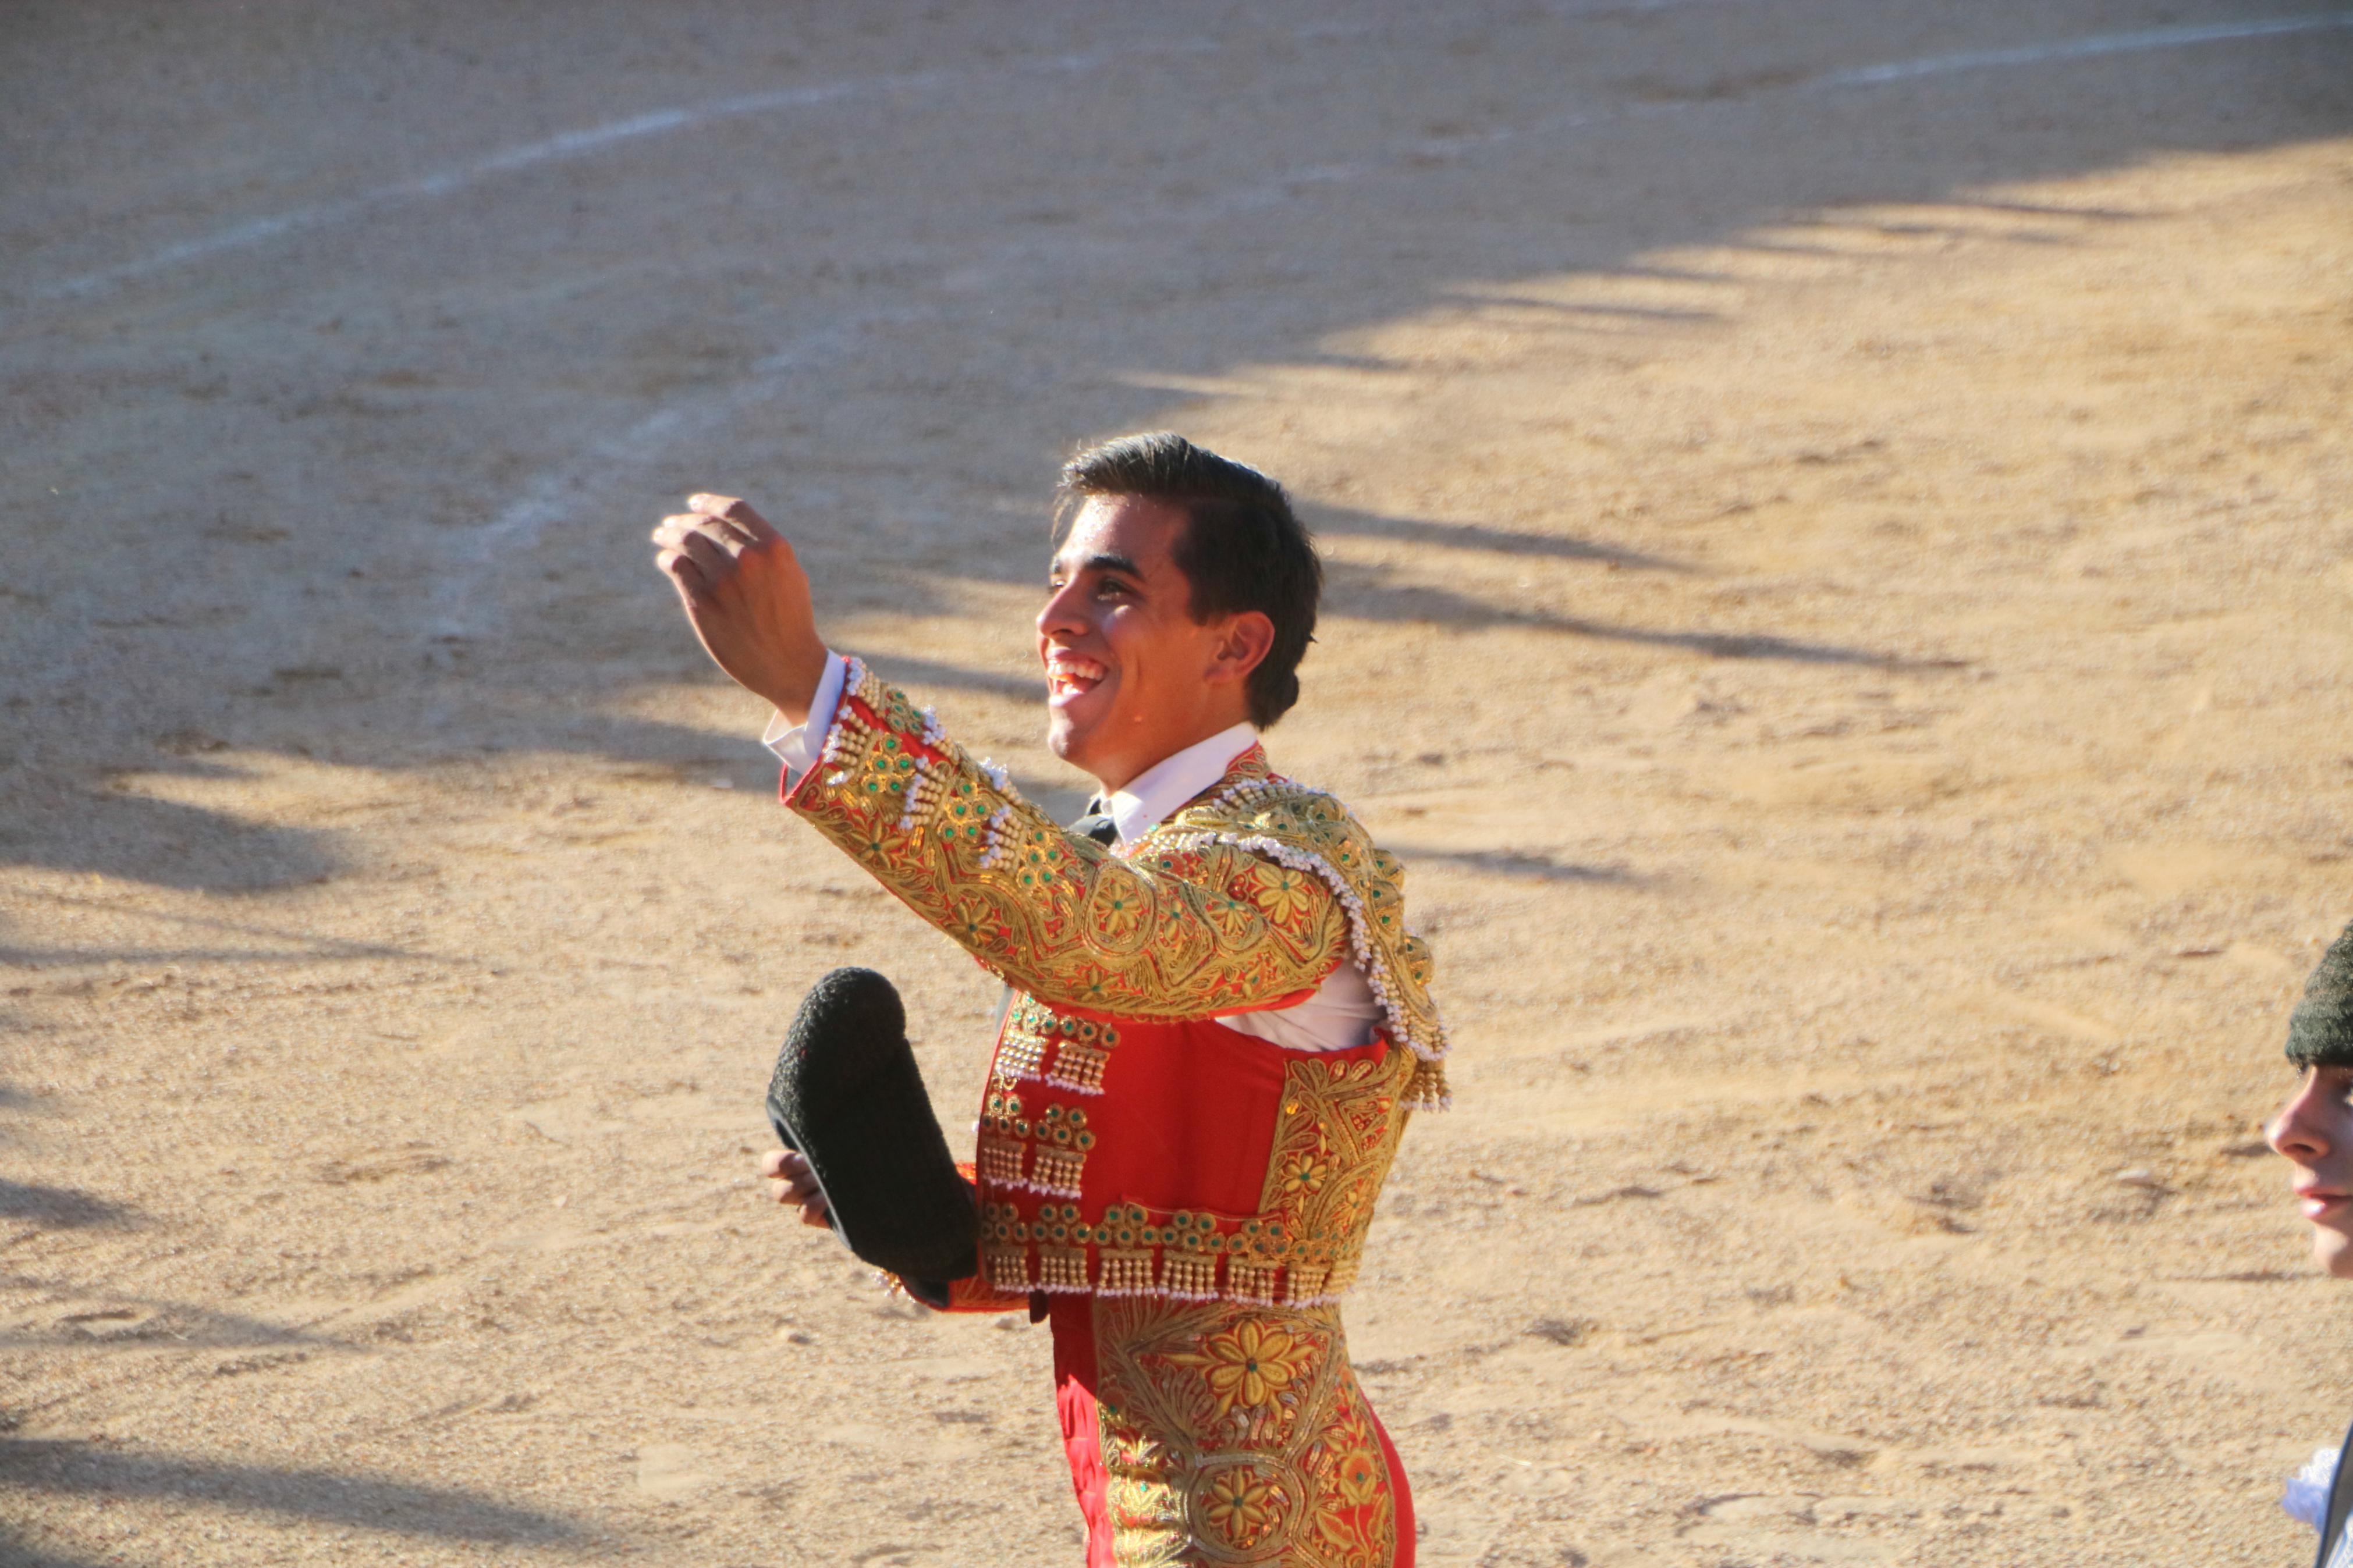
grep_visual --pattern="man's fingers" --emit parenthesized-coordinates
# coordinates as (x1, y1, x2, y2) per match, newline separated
(687, 493, 783, 548)
(760, 1149, 815, 1181)
(761, 1149, 823, 1203)
(651, 512, 704, 547)
(681, 510, 760, 554)
(652, 513, 751, 557)
(658, 497, 785, 562)
(768, 1178, 830, 1232)
(754, 1146, 828, 1226)
(672, 529, 737, 584)
(655, 547, 711, 598)
(723, 502, 780, 547)
(687, 493, 760, 531)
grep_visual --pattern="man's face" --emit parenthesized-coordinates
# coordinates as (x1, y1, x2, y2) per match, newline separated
(2268, 1066, 2353, 1277)
(1035, 495, 1255, 793)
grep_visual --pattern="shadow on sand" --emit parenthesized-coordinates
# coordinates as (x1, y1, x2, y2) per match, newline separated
(1393, 847, 1647, 885)
(0, 1441, 579, 1548)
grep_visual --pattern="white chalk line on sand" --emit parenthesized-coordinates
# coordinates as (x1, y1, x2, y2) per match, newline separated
(434, 9, 2353, 648)
(27, 58, 1087, 308)
(30, 77, 914, 305)
(16, 6, 2345, 318)
(423, 310, 922, 641)
(18, 0, 1784, 316)
(1820, 13, 2353, 87)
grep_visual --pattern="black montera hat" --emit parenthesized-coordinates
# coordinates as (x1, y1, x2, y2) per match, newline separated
(2285, 922, 2353, 1069)
(766, 968, 979, 1299)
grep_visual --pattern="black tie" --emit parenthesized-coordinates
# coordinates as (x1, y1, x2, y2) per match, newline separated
(1070, 799, 1119, 846)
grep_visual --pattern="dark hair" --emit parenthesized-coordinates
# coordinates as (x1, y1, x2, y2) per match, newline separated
(1055, 432, 1321, 727)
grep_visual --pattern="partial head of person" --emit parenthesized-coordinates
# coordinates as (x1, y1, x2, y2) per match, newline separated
(1037, 432, 1321, 792)
(2268, 920, 2353, 1277)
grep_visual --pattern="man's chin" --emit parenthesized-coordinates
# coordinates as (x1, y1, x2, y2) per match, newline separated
(1045, 712, 1088, 768)
(2318, 1226, 2353, 1279)
(1046, 695, 1131, 784)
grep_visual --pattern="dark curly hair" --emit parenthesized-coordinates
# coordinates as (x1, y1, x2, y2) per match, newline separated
(1054, 432, 1321, 728)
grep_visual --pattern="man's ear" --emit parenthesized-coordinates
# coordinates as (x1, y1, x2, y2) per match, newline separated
(1207, 611, 1276, 685)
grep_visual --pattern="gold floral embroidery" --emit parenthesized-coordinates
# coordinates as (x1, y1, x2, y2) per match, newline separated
(1279, 1152, 1329, 1197)
(1204, 1468, 1284, 1546)
(1255, 1051, 1415, 1304)
(1093, 1297, 1398, 1567)
(798, 668, 1345, 1018)
(1171, 1320, 1311, 1415)
(1084, 877, 1156, 953)
(792, 660, 1448, 1105)
(1158, 788, 1447, 1097)
(1333, 1447, 1383, 1507)
(1244, 864, 1319, 925)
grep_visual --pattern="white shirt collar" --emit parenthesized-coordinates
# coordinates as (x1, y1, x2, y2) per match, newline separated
(1102, 721, 1258, 844)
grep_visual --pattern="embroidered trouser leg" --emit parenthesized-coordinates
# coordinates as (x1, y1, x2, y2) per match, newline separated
(1052, 1295, 1411, 1567)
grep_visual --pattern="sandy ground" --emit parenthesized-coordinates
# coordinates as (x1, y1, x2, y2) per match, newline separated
(3, 3, 2351, 1564)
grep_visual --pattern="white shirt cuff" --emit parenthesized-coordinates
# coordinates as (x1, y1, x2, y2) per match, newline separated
(761, 651, 847, 785)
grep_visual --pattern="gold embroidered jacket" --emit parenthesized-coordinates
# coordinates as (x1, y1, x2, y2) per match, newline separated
(789, 659, 1448, 1104)
(785, 657, 1446, 1563)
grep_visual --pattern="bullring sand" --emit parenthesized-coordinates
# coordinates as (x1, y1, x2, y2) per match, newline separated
(2, 3, 2350, 1563)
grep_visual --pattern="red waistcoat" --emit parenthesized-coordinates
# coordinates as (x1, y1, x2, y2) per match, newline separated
(974, 991, 1415, 1310)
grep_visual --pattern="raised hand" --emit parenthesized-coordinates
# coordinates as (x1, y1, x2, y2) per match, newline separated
(650, 494, 832, 724)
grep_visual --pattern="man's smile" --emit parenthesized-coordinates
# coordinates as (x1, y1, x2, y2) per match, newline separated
(1045, 651, 1109, 707)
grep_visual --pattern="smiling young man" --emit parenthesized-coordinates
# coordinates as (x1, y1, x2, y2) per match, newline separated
(651, 432, 1447, 1566)
(2268, 922, 2353, 1565)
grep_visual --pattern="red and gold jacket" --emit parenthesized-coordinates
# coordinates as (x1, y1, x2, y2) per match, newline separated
(785, 657, 1447, 1566)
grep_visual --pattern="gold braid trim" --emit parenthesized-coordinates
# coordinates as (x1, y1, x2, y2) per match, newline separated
(979, 1198, 1361, 1309)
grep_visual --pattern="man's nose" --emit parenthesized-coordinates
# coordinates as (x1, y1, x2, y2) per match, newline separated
(1037, 581, 1087, 640)
(2269, 1083, 2329, 1158)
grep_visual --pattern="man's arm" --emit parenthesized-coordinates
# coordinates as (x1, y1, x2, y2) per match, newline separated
(650, 495, 1350, 1018)
(786, 659, 1351, 1018)
(653, 496, 1447, 1108)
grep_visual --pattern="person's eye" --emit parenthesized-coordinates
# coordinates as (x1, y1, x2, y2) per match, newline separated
(1096, 578, 1132, 599)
